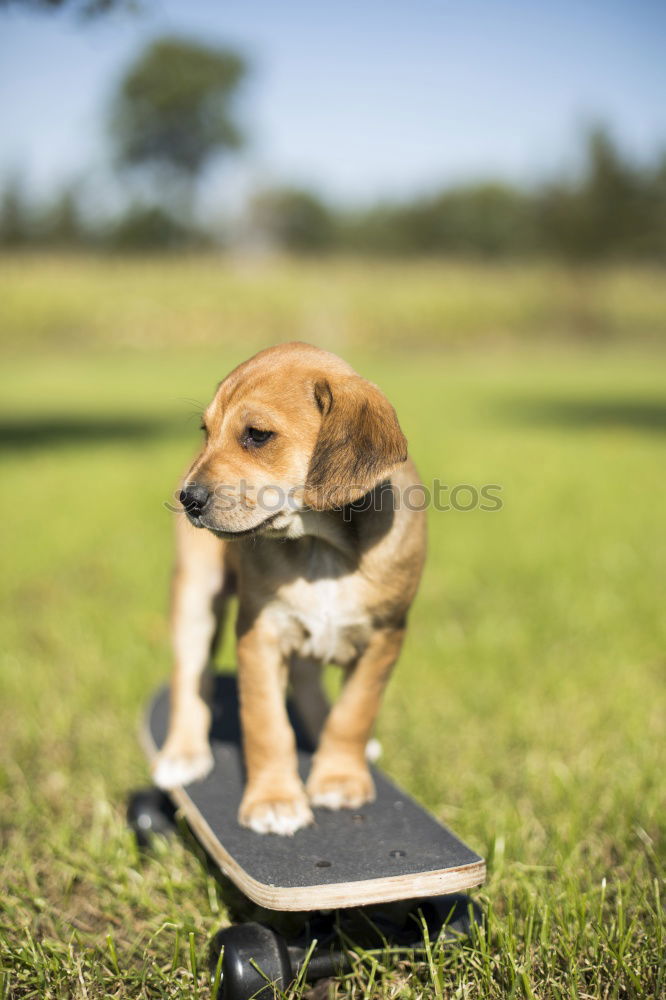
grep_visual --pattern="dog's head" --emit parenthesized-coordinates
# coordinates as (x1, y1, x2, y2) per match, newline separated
(180, 342, 407, 538)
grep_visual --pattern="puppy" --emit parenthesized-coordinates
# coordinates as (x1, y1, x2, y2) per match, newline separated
(153, 342, 426, 835)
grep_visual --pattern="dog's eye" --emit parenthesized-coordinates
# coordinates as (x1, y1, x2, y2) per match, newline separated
(244, 427, 273, 447)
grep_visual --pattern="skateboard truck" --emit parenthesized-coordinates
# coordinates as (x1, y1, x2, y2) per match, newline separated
(207, 895, 483, 1000)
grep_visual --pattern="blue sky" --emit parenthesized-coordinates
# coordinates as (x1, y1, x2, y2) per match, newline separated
(1, 0, 665, 211)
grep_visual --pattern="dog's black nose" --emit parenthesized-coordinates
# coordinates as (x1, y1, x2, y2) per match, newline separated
(180, 483, 210, 516)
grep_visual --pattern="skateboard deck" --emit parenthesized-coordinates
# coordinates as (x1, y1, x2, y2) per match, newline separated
(142, 674, 485, 911)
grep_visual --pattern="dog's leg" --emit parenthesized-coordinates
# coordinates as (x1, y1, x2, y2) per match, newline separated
(289, 657, 383, 762)
(306, 627, 404, 809)
(288, 655, 330, 748)
(237, 620, 313, 835)
(153, 520, 227, 790)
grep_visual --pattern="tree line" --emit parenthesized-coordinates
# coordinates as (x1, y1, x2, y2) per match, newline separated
(1, 33, 664, 260)
(248, 130, 666, 261)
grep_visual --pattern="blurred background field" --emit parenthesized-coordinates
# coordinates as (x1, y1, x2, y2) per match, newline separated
(1, 255, 664, 998)
(2, 255, 666, 357)
(1, 0, 665, 997)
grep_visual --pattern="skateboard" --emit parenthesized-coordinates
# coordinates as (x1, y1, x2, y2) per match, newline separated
(129, 673, 485, 999)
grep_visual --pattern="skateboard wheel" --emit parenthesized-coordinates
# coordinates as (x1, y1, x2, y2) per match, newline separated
(209, 922, 292, 1000)
(126, 787, 176, 847)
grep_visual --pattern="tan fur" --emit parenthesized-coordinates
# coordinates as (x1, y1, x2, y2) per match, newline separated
(153, 342, 427, 835)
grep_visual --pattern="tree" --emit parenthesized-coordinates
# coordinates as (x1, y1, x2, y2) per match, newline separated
(537, 127, 655, 260)
(109, 36, 247, 221)
(105, 203, 197, 251)
(339, 184, 536, 257)
(0, 175, 31, 247)
(39, 184, 85, 246)
(248, 187, 336, 253)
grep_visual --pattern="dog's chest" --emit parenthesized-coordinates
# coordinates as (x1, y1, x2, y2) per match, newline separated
(271, 551, 372, 665)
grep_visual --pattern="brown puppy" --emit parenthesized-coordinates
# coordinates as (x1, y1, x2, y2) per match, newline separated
(153, 342, 426, 835)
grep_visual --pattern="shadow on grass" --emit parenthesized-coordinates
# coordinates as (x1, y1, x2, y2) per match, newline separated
(497, 396, 666, 433)
(0, 414, 192, 451)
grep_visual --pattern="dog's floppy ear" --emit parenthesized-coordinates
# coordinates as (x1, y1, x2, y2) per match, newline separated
(303, 375, 408, 510)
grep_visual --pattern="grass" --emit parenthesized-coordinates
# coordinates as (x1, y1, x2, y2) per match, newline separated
(1, 253, 666, 355)
(0, 254, 664, 998)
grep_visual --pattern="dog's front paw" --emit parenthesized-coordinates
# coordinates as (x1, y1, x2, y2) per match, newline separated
(239, 784, 313, 836)
(307, 758, 376, 810)
(152, 745, 214, 790)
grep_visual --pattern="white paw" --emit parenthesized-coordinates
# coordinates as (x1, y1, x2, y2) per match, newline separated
(308, 786, 349, 810)
(239, 798, 314, 836)
(152, 748, 214, 789)
(366, 738, 382, 762)
(307, 768, 375, 810)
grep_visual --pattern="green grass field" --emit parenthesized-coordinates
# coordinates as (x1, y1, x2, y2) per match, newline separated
(0, 255, 664, 998)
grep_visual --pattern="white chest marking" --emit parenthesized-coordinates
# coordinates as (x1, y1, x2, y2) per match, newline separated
(271, 573, 371, 666)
